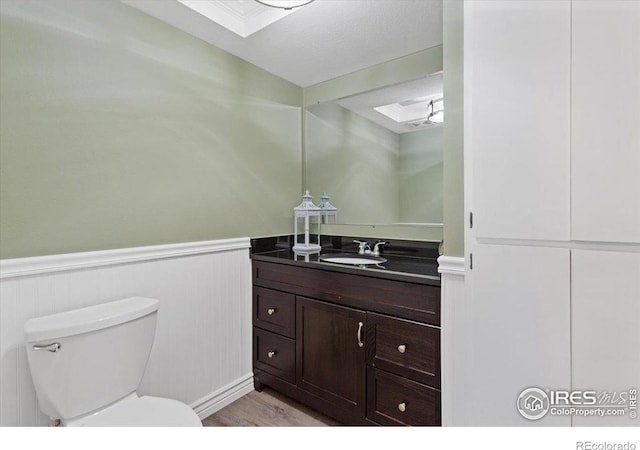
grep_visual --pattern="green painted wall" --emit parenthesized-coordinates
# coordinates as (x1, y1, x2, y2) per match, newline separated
(399, 128, 443, 224)
(443, 0, 465, 257)
(305, 103, 400, 224)
(303, 46, 443, 107)
(0, 0, 302, 259)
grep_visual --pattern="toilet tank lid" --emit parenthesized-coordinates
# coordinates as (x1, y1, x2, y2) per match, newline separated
(24, 297, 159, 343)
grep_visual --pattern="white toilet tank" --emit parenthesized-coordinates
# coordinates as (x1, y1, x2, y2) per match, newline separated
(24, 297, 160, 421)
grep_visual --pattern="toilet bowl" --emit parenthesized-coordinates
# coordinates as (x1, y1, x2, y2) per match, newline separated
(24, 297, 202, 427)
(65, 394, 202, 427)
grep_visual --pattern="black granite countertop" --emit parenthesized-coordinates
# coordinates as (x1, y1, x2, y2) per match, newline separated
(251, 236, 441, 287)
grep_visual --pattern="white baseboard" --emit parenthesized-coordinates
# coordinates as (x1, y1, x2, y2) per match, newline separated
(191, 373, 255, 420)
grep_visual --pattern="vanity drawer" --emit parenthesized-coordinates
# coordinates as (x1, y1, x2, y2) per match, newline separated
(252, 260, 440, 326)
(254, 328, 295, 383)
(253, 287, 295, 338)
(367, 312, 440, 388)
(367, 368, 441, 426)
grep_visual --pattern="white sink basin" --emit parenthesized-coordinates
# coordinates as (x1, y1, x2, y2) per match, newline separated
(319, 254, 387, 265)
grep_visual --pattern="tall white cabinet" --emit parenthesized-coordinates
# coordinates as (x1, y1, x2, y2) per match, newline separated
(465, 0, 640, 426)
(571, 250, 640, 427)
(468, 245, 571, 426)
(469, 0, 571, 241)
(571, 1, 640, 243)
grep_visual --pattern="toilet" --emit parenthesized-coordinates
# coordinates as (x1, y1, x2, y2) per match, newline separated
(24, 297, 202, 426)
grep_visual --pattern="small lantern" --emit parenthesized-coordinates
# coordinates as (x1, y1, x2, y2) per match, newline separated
(318, 192, 337, 225)
(293, 190, 321, 254)
(293, 252, 312, 262)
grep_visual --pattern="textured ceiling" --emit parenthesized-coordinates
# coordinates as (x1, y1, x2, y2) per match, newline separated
(122, 0, 443, 87)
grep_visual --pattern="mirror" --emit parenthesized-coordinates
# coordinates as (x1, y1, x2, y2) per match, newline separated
(304, 73, 443, 227)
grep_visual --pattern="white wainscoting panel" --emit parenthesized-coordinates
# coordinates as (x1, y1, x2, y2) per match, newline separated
(438, 256, 468, 426)
(0, 238, 253, 426)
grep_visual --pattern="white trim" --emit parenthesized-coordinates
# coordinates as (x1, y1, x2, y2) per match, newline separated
(0, 238, 251, 279)
(390, 223, 444, 228)
(191, 373, 255, 420)
(439, 258, 468, 425)
(474, 237, 640, 253)
(439, 255, 466, 425)
(437, 255, 466, 276)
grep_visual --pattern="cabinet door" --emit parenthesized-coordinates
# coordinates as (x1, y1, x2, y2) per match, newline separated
(467, 244, 571, 425)
(296, 297, 366, 420)
(571, 1, 640, 243)
(572, 249, 640, 427)
(468, 0, 571, 240)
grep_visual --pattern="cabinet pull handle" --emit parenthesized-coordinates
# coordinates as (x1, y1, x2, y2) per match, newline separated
(267, 308, 276, 315)
(267, 351, 276, 358)
(357, 321, 364, 348)
(398, 402, 406, 412)
(397, 344, 406, 354)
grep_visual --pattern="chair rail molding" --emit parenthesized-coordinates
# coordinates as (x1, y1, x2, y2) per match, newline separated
(437, 255, 465, 276)
(0, 238, 250, 279)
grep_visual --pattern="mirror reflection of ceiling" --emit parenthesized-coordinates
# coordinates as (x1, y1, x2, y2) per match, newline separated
(335, 74, 443, 134)
(122, 0, 443, 87)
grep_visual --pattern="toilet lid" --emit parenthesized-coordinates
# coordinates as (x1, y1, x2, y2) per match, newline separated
(67, 395, 202, 427)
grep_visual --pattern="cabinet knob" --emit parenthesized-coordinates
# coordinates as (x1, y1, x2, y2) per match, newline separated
(398, 402, 406, 413)
(397, 344, 406, 354)
(267, 351, 276, 358)
(267, 308, 276, 315)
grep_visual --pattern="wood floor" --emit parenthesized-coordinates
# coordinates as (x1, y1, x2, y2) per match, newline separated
(202, 387, 340, 427)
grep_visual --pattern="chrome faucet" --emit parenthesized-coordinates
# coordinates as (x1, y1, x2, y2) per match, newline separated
(353, 240, 371, 255)
(372, 241, 387, 257)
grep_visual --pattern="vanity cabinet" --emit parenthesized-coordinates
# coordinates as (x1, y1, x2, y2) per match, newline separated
(251, 259, 441, 426)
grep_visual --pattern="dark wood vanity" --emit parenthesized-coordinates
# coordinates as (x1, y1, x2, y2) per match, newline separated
(251, 254, 441, 426)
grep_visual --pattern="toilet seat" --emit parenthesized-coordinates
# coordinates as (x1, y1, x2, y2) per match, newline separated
(65, 394, 202, 427)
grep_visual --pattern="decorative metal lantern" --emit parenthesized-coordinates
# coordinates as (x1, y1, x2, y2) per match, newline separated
(318, 192, 337, 225)
(293, 252, 313, 262)
(293, 190, 321, 254)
